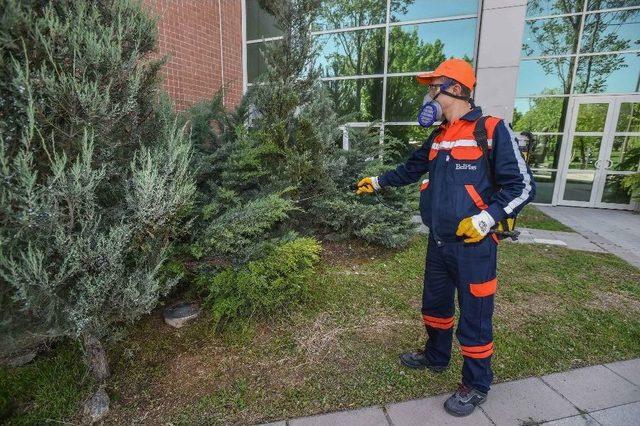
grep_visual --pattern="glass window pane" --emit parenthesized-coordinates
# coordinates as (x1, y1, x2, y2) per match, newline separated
(522, 16, 581, 57)
(316, 28, 385, 78)
(601, 174, 632, 203)
(610, 136, 640, 171)
(531, 170, 558, 203)
(526, 0, 584, 18)
(575, 103, 608, 131)
(568, 136, 603, 169)
(385, 76, 426, 121)
(528, 135, 563, 168)
(573, 53, 640, 94)
(581, 10, 640, 54)
(513, 97, 568, 132)
(246, 0, 282, 40)
(247, 43, 267, 83)
(384, 125, 434, 145)
(517, 58, 574, 96)
(314, 1, 386, 31)
(587, 0, 640, 11)
(324, 78, 383, 122)
(616, 103, 640, 132)
(387, 19, 477, 73)
(563, 170, 595, 201)
(390, 0, 478, 22)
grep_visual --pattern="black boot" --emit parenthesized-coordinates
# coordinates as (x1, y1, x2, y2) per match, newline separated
(399, 350, 448, 372)
(444, 383, 487, 417)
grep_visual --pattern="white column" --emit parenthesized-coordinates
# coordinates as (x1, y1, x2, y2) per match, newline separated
(474, 0, 527, 123)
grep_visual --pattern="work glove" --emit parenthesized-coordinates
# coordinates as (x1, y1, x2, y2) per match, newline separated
(496, 217, 516, 232)
(356, 176, 381, 195)
(456, 210, 496, 243)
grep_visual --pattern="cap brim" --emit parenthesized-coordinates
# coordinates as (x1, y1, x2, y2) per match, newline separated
(416, 72, 442, 85)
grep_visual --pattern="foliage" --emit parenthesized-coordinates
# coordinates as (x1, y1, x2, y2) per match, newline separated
(622, 173, 640, 202)
(0, 0, 194, 363)
(182, 0, 419, 283)
(200, 237, 321, 325)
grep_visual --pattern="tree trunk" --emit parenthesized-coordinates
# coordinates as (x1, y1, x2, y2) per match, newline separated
(82, 334, 109, 382)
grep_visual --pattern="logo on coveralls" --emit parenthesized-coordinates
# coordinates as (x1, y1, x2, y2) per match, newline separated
(456, 163, 477, 171)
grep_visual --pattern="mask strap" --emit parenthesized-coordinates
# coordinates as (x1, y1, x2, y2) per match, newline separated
(438, 79, 474, 105)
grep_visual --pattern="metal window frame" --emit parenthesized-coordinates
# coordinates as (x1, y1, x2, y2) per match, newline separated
(521, 5, 640, 63)
(242, 0, 483, 136)
(524, 4, 640, 21)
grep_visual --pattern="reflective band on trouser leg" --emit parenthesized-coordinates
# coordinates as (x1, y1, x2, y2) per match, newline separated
(460, 342, 494, 359)
(423, 314, 454, 330)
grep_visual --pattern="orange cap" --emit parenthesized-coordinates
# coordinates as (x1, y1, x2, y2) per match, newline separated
(416, 58, 476, 89)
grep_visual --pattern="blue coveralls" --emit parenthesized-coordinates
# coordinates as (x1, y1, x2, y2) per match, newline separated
(378, 107, 536, 393)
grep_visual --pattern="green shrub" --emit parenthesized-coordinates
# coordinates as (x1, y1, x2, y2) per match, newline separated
(0, 0, 194, 396)
(622, 173, 640, 203)
(200, 238, 321, 326)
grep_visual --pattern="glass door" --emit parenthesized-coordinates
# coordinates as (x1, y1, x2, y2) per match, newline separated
(557, 97, 614, 207)
(557, 96, 640, 209)
(595, 98, 640, 209)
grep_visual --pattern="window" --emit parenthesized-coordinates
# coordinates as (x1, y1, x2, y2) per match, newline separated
(245, 0, 481, 145)
(514, 0, 640, 203)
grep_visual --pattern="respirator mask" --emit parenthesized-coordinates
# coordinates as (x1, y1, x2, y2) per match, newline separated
(417, 80, 474, 128)
(417, 92, 444, 128)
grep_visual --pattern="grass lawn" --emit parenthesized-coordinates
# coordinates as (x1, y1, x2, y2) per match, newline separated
(516, 205, 575, 232)
(2, 237, 639, 424)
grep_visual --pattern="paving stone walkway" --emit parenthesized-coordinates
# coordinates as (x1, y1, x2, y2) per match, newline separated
(413, 205, 640, 268)
(260, 358, 640, 426)
(535, 206, 640, 269)
(511, 227, 605, 252)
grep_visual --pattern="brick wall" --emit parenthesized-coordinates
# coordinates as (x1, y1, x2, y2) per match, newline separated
(143, 0, 244, 112)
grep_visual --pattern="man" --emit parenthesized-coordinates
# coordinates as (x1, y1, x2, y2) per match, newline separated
(356, 58, 535, 417)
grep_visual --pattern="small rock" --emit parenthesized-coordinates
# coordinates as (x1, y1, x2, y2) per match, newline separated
(7, 351, 36, 367)
(163, 301, 201, 328)
(83, 386, 109, 424)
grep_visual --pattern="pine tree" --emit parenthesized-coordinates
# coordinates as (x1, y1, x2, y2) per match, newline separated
(185, 0, 417, 279)
(249, 0, 417, 247)
(0, 0, 195, 406)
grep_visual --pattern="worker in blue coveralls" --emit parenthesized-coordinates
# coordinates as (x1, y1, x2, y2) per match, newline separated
(356, 58, 536, 417)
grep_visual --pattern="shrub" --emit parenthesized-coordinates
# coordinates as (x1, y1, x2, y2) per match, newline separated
(200, 237, 321, 325)
(0, 0, 194, 397)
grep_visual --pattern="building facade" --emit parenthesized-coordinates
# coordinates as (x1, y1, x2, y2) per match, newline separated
(152, 0, 640, 210)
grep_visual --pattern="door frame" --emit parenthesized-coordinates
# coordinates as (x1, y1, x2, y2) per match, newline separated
(554, 94, 640, 209)
(594, 95, 640, 209)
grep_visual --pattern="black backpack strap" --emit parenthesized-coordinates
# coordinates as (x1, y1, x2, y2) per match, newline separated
(473, 116, 496, 190)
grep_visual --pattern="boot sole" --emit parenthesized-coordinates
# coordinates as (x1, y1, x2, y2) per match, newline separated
(443, 396, 487, 417)
(399, 358, 448, 372)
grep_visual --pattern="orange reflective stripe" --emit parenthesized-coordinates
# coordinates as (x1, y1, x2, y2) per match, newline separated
(491, 233, 500, 245)
(422, 314, 454, 329)
(460, 342, 494, 358)
(429, 148, 437, 161)
(420, 180, 430, 191)
(464, 185, 488, 210)
(450, 146, 483, 160)
(470, 277, 497, 297)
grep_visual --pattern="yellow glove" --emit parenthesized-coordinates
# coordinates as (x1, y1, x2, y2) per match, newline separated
(356, 176, 381, 195)
(496, 217, 515, 232)
(456, 211, 496, 243)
